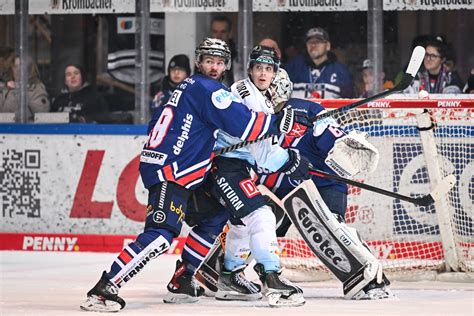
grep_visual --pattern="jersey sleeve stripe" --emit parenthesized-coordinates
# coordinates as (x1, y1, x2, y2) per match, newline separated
(257, 114, 272, 139)
(240, 111, 256, 140)
(247, 112, 266, 140)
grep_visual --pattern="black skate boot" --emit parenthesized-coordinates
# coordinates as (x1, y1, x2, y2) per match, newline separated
(80, 271, 126, 312)
(163, 260, 205, 304)
(215, 266, 262, 301)
(253, 263, 305, 307)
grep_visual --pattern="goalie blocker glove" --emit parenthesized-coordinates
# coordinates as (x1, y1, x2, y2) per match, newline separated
(278, 107, 310, 138)
(278, 149, 312, 181)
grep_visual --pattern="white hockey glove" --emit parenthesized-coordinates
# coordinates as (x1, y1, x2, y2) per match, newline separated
(325, 130, 379, 178)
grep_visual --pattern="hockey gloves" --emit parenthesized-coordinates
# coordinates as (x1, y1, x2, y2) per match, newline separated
(279, 149, 311, 180)
(278, 108, 310, 138)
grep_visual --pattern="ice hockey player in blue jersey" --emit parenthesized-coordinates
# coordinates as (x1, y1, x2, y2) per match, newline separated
(256, 97, 393, 301)
(163, 46, 310, 308)
(80, 38, 311, 313)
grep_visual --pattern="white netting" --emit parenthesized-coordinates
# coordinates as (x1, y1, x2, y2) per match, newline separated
(279, 97, 473, 279)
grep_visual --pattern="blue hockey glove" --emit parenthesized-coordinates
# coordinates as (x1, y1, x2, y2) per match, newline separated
(279, 149, 311, 180)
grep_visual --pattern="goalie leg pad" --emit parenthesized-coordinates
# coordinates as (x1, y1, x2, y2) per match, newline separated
(281, 180, 389, 300)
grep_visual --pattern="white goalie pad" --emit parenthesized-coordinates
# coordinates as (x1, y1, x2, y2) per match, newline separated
(280, 180, 384, 299)
(325, 130, 379, 178)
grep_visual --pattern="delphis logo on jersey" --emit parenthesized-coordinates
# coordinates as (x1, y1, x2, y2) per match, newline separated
(392, 142, 473, 237)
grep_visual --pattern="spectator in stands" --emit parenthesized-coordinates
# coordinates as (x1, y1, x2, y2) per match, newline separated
(150, 54, 191, 114)
(210, 15, 242, 85)
(51, 63, 108, 123)
(0, 46, 15, 89)
(405, 36, 463, 94)
(358, 59, 393, 98)
(285, 27, 353, 99)
(258, 37, 282, 59)
(0, 56, 50, 122)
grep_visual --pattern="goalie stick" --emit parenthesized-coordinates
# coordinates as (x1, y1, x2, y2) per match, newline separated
(214, 46, 426, 156)
(309, 167, 456, 207)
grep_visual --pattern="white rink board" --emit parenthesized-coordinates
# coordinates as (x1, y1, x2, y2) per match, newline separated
(1, 251, 473, 316)
(1, 130, 471, 242)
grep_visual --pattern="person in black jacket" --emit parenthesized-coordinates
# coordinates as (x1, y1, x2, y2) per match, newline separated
(150, 54, 191, 114)
(52, 64, 108, 123)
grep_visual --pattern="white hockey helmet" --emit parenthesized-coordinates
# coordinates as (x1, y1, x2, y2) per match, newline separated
(271, 68, 293, 112)
(195, 37, 232, 70)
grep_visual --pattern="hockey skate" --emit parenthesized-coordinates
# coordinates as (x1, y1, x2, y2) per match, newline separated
(352, 277, 394, 300)
(215, 266, 262, 301)
(254, 263, 305, 307)
(163, 260, 205, 304)
(80, 271, 126, 312)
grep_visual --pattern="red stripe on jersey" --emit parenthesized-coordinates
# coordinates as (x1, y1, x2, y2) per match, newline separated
(263, 173, 280, 190)
(186, 235, 210, 257)
(247, 112, 266, 141)
(175, 164, 209, 187)
(163, 165, 175, 182)
(118, 249, 133, 265)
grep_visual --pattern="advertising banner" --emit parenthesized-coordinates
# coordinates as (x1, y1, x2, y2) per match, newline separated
(253, 0, 367, 12)
(383, 0, 474, 11)
(0, 122, 472, 262)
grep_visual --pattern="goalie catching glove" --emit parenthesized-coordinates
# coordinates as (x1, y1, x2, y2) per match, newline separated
(325, 130, 379, 178)
(278, 107, 310, 138)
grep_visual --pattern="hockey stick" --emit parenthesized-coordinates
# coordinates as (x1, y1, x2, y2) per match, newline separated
(309, 167, 456, 207)
(214, 46, 426, 156)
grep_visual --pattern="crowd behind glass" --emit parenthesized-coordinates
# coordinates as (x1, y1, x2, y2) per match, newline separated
(1, 15, 473, 124)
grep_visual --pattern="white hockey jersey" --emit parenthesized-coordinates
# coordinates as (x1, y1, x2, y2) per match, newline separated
(215, 78, 289, 171)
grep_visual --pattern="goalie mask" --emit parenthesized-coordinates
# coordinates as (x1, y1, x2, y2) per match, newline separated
(247, 45, 280, 72)
(270, 68, 293, 112)
(195, 38, 232, 70)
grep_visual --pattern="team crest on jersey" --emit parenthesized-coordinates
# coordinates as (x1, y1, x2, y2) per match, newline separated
(212, 89, 239, 110)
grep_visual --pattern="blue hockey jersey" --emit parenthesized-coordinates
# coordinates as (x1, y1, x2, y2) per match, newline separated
(258, 98, 348, 196)
(139, 74, 281, 190)
(285, 56, 354, 99)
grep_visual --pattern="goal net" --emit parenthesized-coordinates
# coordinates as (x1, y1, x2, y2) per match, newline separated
(279, 96, 473, 280)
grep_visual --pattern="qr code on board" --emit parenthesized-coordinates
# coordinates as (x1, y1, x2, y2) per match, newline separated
(0, 149, 41, 218)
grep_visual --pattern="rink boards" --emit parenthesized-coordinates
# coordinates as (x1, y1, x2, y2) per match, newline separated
(0, 123, 472, 262)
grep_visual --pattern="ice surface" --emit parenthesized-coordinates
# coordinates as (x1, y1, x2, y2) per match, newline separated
(1, 251, 473, 315)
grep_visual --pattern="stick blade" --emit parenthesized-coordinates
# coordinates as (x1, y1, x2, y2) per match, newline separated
(430, 174, 456, 202)
(406, 46, 426, 77)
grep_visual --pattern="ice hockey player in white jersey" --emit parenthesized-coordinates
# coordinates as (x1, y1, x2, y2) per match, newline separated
(211, 46, 307, 307)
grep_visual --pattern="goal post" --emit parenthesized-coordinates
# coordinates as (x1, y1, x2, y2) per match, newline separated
(278, 96, 473, 279)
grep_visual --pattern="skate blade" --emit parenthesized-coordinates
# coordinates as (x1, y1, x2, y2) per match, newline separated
(267, 293, 305, 307)
(80, 296, 122, 312)
(215, 290, 262, 301)
(353, 288, 396, 300)
(163, 292, 200, 304)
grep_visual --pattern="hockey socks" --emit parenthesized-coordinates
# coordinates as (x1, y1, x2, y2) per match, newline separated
(106, 228, 172, 288)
